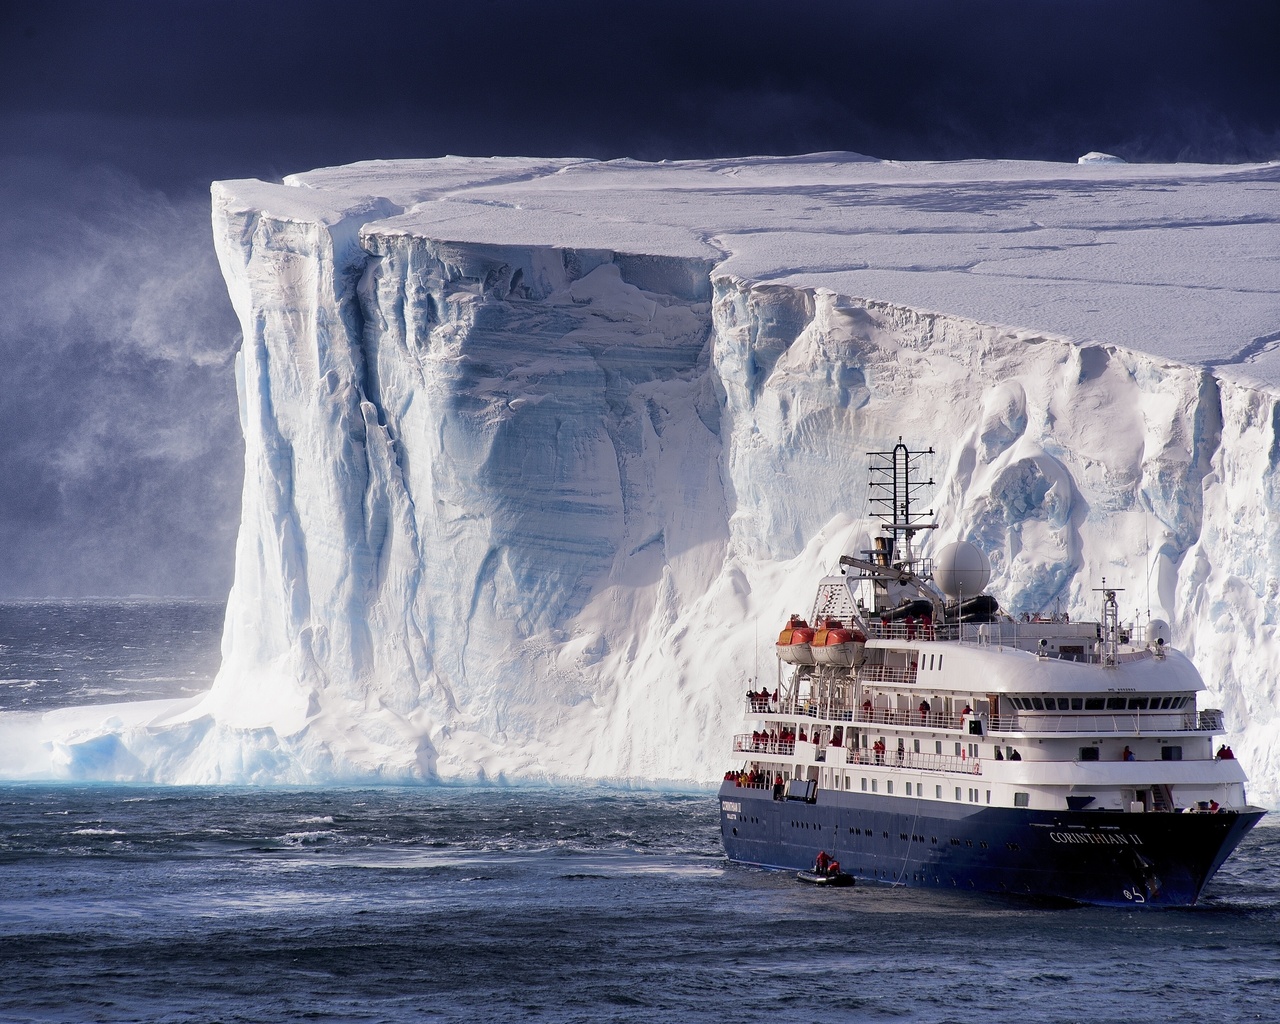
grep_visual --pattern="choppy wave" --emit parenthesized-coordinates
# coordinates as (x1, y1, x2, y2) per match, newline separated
(0, 784, 1277, 1023)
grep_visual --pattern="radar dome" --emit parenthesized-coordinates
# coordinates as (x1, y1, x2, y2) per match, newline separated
(1146, 619, 1171, 647)
(934, 541, 991, 599)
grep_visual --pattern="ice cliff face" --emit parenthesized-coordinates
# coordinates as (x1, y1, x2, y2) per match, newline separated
(16, 155, 1280, 802)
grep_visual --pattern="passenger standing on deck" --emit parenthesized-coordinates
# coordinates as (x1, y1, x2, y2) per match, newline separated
(918, 699, 930, 722)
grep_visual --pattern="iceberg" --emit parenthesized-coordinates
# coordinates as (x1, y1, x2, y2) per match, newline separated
(11, 154, 1280, 802)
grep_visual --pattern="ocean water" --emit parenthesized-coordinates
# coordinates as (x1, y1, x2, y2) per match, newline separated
(1, 602, 1278, 1024)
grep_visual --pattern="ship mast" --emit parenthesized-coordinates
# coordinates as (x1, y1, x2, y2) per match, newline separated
(1094, 579, 1123, 667)
(867, 437, 936, 567)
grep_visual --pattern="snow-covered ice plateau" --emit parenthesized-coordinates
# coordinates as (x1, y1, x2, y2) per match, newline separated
(8, 154, 1280, 802)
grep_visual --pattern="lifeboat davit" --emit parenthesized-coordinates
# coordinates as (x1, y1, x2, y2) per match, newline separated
(811, 618, 867, 667)
(776, 615, 815, 664)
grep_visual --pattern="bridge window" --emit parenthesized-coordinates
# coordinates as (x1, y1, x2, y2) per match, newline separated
(1031, 697, 1045, 710)
(1128, 697, 1149, 710)
(1070, 698, 1083, 710)
(1084, 697, 1105, 710)
(1106, 697, 1126, 710)
(1056, 698, 1070, 710)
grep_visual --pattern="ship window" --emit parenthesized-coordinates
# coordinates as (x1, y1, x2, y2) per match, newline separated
(936, 741, 943, 754)
(886, 781, 894, 795)
(938, 657, 943, 670)
(929, 654, 935, 670)
(1106, 697, 1126, 710)
(936, 785, 943, 799)
(1162, 746, 1183, 761)
(986, 790, 992, 804)
(1158, 697, 1171, 709)
(861, 778, 867, 791)
(1071, 698, 1083, 710)
(1031, 697, 1045, 711)
(1176, 697, 1189, 708)
(955, 743, 963, 756)
(871, 779, 878, 793)
(1128, 697, 1149, 710)
(906, 782, 912, 796)
(1057, 698, 1071, 711)
(1079, 746, 1100, 761)
(1084, 697, 1105, 710)
(1014, 792, 1030, 807)
(914, 739, 921, 753)
(955, 787, 962, 801)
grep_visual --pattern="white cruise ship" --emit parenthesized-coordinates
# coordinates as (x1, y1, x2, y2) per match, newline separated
(719, 440, 1263, 906)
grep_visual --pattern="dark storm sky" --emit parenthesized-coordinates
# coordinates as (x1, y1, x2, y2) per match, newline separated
(1, 0, 1278, 597)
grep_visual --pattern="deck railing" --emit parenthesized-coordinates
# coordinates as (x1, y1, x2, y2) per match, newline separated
(732, 734, 797, 756)
(994, 709, 1225, 735)
(866, 621, 937, 642)
(732, 737, 981, 776)
(844, 748, 981, 775)
(855, 707, 965, 731)
(858, 665, 919, 686)
(744, 698, 967, 731)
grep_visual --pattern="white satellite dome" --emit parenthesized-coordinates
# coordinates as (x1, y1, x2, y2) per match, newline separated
(934, 541, 991, 599)
(1146, 619, 1171, 647)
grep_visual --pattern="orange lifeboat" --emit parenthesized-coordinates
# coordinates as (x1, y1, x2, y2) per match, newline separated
(776, 614, 816, 664)
(811, 618, 867, 667)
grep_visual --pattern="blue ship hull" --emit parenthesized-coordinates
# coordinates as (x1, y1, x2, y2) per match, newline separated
(719, 781, 1262, 907)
